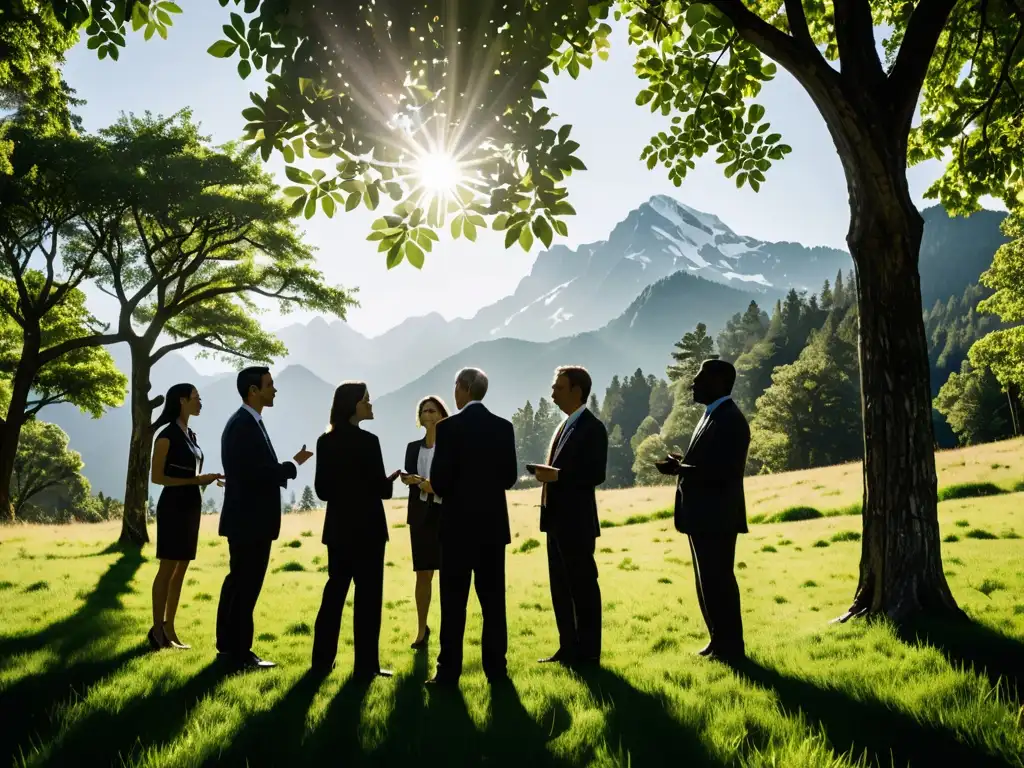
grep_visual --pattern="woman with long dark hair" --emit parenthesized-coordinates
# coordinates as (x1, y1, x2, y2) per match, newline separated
(148, 383, 223, 650)
(311, 382, 401, 679)
(400, 395, 449, 649)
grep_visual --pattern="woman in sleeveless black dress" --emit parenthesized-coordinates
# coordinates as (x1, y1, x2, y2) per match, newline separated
(148, 383, 222, 650)
(400, 395, 449, 649)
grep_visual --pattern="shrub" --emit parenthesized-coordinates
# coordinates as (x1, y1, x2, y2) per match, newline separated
(966, 529, 998, 540)
(830, 530, 861, 543)
(975, 579, 1005, 596)
(801, 580, 818, 588)
(599, 520, 617, 528)
(1001, 529, 1021, 539)
(749, 514, 767, 524)
(285, 540, 302, 548)
(760, 545, 777, 553)
(285, 622, 312, 636)
(24, 581, 49, 592)
(943, 534, 960, 543)
(518, 538, 541, 554)
(812, 540, 830, 548)
(276, 561, 306, 572)
(938, 483, 1006, 502)
(618, 558, 639, 572)
(955, 519, 970, 528)
(768, 506, 823, 523)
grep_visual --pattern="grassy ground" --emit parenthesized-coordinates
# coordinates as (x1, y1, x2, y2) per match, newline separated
(2, 440, 1023, 767)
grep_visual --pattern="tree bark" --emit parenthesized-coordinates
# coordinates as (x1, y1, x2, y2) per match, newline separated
(118, 346, 157, 546)
(0, 330, 41, 522)
(838, 155, 964, 623)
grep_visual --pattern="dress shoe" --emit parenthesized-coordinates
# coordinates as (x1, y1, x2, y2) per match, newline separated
(538, 651, 574, 665)
(147, 626, 170, 651)
(164, 624, 191, 650)
(696, 642, 715, 657)
(410, 626, 431, 650)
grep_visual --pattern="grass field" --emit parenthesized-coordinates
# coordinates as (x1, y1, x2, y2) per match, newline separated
(2, 440, 1023, 767)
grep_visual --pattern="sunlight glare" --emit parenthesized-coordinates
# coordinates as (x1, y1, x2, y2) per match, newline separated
(414, 150, 463, 194)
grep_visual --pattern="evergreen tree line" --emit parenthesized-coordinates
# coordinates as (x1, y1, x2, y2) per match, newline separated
(508, 268, 1018, 488)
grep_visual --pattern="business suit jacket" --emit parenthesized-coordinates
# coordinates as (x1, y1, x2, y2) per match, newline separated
(540, 408, 608, 540)
(430, 404, 518, 547)
(674, 398, 750, 536)
(404, 439, 440, 528)
(315, 424, 393, 547)
(219, 407, 297, 541)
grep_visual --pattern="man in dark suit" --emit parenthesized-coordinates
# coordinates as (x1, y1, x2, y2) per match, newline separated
(427, 367, 518, 686)
(533, 365, 608, 667)
(657, 359, 750, 662)
(216, 366, 313, 669)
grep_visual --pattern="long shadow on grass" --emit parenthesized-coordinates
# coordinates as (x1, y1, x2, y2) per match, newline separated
(731, 658, 1019, 767)
(214, 668, 332, 765)
(35, 661, 230, 766)
(897, 618, 1024, 703)
(0, 547, 145, 660)
(577, 666, 727, 767)
(0, 549, 148, 765)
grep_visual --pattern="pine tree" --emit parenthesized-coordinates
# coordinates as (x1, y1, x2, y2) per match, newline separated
(820, 279, 834, 312)
(588, 393, 600, 414)
(833, 270, 845, 308)
(667, 323, 715, 381)
(299, 485, 316, 512)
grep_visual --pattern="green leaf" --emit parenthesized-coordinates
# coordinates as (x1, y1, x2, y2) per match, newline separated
(518, 225, 534, 252)
(285, 166, 311, 184)
(282, 186, 305, 198)
(492, 213, 510, 231)
(765, 133, 781, 145)
(304, 196, 317, 219)
(505, 226, 520, 249)
(365, 184, 380, 210)
(386, 243, 404, 269)
(750, 177, 761, 193)
(685, 3, 705, 25)
(736, 172, 748, 188)
(405, 240, 425, 269)
(749, 104, 766, 124)
(322, 194, 336, 218)
(636, 90, 655, 106)
(464, 219, 478, 242)
(532, 216, 553, 249)
(161, 1, 183, 12)
(451, 214, 464, 239)
(230, 12, 245, 35)
(238, 60, 251, 79)
(342, 192, 358, 212)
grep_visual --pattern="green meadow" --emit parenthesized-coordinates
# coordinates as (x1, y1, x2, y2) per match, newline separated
(2, 439, 1023, 767)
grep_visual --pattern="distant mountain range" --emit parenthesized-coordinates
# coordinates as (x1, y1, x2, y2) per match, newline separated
(43, 197, 1009, 502)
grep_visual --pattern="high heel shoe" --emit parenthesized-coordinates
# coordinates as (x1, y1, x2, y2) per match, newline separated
(164, 623, 191, 650)
(147, 626, 169, 651)
(410, 626, 430, 649)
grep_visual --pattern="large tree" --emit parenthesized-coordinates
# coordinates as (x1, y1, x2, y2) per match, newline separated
(66, 1, 1024, 620)
(0, 129, 128, 519)
(65, 112, 353, 545)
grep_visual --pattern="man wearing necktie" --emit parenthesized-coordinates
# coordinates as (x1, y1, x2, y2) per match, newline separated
(656, 359, 750, 663)
(216, 366, 313, 669)
(533, 366, 608, 667)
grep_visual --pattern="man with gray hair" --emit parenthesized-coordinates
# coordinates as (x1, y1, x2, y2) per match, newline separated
(426, 367, 518, 686)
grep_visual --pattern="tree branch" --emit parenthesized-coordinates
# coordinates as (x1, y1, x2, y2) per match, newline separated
(834, 0, 887, 86)
(888, 0, 962, 131)
(24, 391, 70, 418)
(38, 332, 122, 366)
(151, 332, 216, 364)
(784, 0, 816, 51)
(707, 0, 839, 95)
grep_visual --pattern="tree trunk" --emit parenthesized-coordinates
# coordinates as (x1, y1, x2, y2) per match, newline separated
(840, 178, 964, 623)
(0, 333, 41, 522)
(118, 347, 157, 546)
(1006, 384, 1020, 438)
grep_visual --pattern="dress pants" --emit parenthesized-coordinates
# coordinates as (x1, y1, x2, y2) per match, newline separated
(546, 532, 601, 660)
(688, 533, 744, 655)
(436, 540, 507, 680)
(311, 540, 386, 672)
(216, 537, 273, 656)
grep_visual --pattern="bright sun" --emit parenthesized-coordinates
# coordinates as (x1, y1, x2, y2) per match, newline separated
(414, 150, 463, 194)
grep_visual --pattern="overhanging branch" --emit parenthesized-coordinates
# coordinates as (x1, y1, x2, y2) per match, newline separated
(888, 0, 962, 132)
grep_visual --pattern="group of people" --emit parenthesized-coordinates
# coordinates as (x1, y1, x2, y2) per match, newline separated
(146, 358, 751, 683)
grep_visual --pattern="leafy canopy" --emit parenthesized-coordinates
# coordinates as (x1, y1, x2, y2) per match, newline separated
(67, 0, 1022, 269)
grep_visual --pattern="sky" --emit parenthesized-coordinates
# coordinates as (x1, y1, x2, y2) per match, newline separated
(62, 3, 992, 341)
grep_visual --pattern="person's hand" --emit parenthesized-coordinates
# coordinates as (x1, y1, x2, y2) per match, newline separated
(418, 479, 434, 495)
(534, 467, 559, 484)
(293, 444, 313, 465)
(197, 473, 224, 486)
(400, 473, 423, 486)
(654, 455, 682, 476)
(387, 469, 402, 482)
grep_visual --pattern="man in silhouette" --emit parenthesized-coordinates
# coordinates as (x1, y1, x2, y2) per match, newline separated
(216, 366, 313, 669)
(657, 359, 750, 662)
(427, 367, 518, 686)
(533, 365, 608, 667)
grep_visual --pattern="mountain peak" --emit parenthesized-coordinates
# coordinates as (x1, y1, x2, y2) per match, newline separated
(646, 195, 735, 237)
